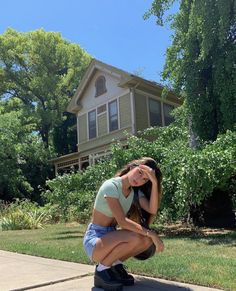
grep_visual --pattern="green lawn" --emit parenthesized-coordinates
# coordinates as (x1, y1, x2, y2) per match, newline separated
(0, 223, 235, 291)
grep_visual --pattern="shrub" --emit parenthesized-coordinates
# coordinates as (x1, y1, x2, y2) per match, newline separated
(0, 199, 53, 230)
(43, 125, 236, 224)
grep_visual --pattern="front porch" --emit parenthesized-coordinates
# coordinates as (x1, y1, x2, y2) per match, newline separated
(51, 150, 112, 175)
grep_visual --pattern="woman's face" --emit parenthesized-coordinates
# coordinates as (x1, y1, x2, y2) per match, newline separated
(128, 166, 150, 187)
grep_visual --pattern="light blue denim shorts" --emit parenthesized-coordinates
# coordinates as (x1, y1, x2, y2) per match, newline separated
(83, 223, 116, 261)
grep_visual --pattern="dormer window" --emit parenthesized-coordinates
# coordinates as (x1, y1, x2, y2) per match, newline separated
(95, 75, 107, 97)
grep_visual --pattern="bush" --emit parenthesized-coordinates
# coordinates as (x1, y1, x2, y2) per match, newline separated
(43, 125, 236, 224)
(0, 199, 53, 230)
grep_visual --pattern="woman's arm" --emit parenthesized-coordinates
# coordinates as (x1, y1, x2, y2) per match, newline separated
(139, 165, 160, 215)
(106, 196, 150, 236)
(106, 196, 164, 253)
(138, 180, 159, 215)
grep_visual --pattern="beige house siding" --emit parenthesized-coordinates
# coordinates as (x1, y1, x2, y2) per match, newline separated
(119, 93, 132, 129)
(134, 92, 149, 132)
(78, 126, 132, 153)
(98, 113, 107, 136)
(78, 113, 87, 143)
(77, 71, 128, 116)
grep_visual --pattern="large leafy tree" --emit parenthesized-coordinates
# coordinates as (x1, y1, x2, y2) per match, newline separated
(53, 112, 77, 155)
(0, 104, 53, 202)
(0, 28, 91, 148)
(145, 0, 236, 142)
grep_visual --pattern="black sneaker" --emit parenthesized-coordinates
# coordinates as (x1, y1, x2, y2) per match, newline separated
(110, 264, 134, 286)
(94, 266, 123, 291)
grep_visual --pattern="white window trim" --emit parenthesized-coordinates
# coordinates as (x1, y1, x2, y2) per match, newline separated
(130, 88, 136, 134)
(87, 109, 97, 140)
(76, 114, 80, 145)
(108, 98, 119, 133)
(97, 104, 107, 117)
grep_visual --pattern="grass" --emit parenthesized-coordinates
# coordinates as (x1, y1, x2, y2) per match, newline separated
(0, 223, 235, 291)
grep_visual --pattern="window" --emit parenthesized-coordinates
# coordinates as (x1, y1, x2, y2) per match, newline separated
(88, 110, 96, 139)
(163, 103, 175, 126)
(148, 98, 162, 126)
(108, 100, 118, 132)
(95, 75, 107, 97)
(97, 104, 107, 115)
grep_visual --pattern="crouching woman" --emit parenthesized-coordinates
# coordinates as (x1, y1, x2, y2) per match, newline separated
(83, 157, 164, 291)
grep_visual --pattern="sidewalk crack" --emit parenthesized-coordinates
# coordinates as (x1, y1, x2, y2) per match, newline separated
(10, 272, 94, 291)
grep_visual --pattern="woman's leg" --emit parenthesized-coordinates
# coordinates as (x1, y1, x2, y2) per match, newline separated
(119, 236, 153, 261)
(92, 229, 152, 266)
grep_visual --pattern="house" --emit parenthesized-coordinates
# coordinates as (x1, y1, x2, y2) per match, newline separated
(52, 59, 182, 174)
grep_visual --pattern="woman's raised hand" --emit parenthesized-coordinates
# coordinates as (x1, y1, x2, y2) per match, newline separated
(139, 165, 157, 184)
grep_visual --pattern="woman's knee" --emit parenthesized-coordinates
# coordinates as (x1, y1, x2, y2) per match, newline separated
(128, 232, 145, 247)
(142, 236, 153, 249)
(132, 235, 152, 251)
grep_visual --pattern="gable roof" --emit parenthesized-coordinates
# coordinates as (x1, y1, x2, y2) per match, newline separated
(67, 59, 179, 113)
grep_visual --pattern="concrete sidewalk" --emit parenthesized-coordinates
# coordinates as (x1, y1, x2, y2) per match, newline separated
(0, 250, 223, 291)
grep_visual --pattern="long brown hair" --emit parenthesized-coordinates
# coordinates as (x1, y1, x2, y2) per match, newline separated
(116, 157, 162, 225)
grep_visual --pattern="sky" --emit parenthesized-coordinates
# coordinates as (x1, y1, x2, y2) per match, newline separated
(0, 0, 178, 83)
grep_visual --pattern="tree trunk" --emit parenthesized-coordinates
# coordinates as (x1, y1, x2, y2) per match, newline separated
(188, 115, 199, 149)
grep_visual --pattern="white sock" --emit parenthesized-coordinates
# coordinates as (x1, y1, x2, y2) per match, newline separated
(96, 263, 111, 272)
(112, 260, 123, 266)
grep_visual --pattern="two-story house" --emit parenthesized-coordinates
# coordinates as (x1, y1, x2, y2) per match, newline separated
(52, 59, 181, 174)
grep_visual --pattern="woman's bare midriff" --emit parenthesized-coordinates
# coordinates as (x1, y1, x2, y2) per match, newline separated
(91, 208, 117, 227)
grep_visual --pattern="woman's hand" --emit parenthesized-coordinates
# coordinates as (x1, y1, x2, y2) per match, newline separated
(147, 230, 164, 253)
(139, 165, 157, 184)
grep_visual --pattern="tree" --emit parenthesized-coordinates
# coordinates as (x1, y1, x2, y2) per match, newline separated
(0, 109, 30, 201)
(53, 112, 77, 155)
(145, 0, 236, 142)
(0, 28, 91, 148)
(0, 103, 54, 202)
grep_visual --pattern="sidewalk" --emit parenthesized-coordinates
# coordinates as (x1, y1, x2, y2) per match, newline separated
(0, 250, 223, 291)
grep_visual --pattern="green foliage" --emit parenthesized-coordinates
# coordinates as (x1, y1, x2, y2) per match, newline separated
(44, 173, 95, 223)
(161, 130, 236, 220)
(44, 119, 236, 222)
(52, 112, 77, 155)
(0, 28, 92, 202)
(0, 107, 54, 202)
(0, 199, 52, 230)
(146, 0, 236, 141)
(0, 110, 32, 200)
(144, 0, 176, 26)
(0, 28, 91, 148)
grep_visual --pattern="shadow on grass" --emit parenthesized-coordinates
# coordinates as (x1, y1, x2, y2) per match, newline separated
(57, 230, 85, 235)
(44, 234, 84, 240)
(45, 231, 84, 241)
(156, 224, 236, 246)
(202, 234, 236, 246)
(54, 234, 84, 240)
(92, 275, 192, 291)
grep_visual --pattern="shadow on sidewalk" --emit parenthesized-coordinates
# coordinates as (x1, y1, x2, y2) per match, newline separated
(91, 276, 192, 291)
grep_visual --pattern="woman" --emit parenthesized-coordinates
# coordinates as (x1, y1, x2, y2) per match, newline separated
(83, 157, 164, 291)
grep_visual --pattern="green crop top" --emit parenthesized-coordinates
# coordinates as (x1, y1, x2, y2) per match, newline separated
(94, 177, 134, 217)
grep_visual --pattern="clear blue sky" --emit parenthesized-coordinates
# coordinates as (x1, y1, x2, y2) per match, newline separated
(0, 0, 178, 82)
